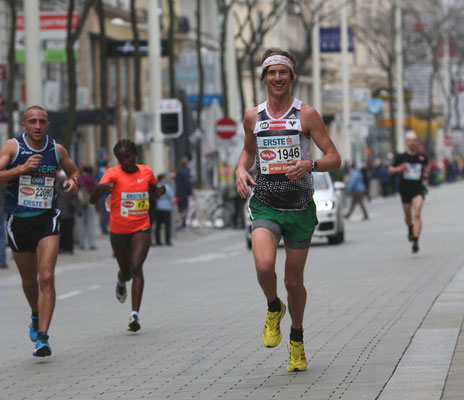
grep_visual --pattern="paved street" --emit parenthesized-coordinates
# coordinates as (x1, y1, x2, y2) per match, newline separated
(1, 181, 464, 400)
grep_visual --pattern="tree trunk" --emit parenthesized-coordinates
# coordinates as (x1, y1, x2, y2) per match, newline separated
(64, 0, 77, 151)
(219, 3, 229, 116)
(96, 0, 108, 150)
(6, 0, 16, 139)
(195, 0, 203, 187)
(195, 0, 204, 124)
(130, 0, 141, 111)
(248, 50, 257, 107)
(237, 56, 245, 119)
(168, 0, 176, 98)
(64, 0, 95, 151)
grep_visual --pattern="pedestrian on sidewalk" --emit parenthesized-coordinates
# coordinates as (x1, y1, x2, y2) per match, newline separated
(90, 140, 165, 332)
(344, 163, 369, 220)
(75, 165, 97, 250)
(175, 157, 192, 229)
(235, 48, 341, 372)
(388, 131, 430, 253)
(56, 170, 77, 254)
(0, 105, 80, 357)
(154, 173, 173, 246)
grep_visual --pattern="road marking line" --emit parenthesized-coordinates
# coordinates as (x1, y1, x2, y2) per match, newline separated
(57, 290, 82, 300)
(88, 285, 101, 291)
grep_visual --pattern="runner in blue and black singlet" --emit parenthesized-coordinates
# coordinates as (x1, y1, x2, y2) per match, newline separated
(0, 105, 80, 358)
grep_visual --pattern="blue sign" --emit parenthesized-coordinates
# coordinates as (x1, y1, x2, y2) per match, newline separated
(367, 98, 383, 115)
(320, 27, 354, 53)
(187, 94, 223, 110)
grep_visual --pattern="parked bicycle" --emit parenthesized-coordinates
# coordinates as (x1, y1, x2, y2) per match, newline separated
(175, 189, 233, 234)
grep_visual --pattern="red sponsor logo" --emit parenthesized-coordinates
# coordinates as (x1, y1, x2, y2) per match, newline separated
(286, 136, 292, 143)
(260, 150, 276, 161)
(20, 187, 35, 196)
(122, 201, 134, 208)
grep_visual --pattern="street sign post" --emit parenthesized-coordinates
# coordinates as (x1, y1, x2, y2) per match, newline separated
(215, 117, 237, 140)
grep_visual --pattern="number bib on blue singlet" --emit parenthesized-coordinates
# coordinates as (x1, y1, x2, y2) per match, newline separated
(257, 134, 301, 174)
(18, 175, 55, 209)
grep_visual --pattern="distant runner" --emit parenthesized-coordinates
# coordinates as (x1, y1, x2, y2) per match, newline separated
(389, 131, 430, 253)
(0, 105, 80, 357)
(90, 140, 165, 331)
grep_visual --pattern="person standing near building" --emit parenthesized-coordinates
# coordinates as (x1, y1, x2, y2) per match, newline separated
(235, 49, 341, 372)
(76, 165, 97, 250)
(388, 131, 430, 253)
(0, 184, 8, 269)
(155, 173, 174, 246)
(0, 105, 80, 357)
(56, 170, 77, 254)
(175, 157, 192, 228)
(90, 140, 165, 332)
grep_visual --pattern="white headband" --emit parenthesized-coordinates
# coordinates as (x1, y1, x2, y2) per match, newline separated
(262, 55, 294, 72)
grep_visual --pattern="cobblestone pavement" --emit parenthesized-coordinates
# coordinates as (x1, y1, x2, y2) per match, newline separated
(1, 182, 463, 400)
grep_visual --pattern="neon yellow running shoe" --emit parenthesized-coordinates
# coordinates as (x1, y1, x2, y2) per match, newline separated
(287, 340, 307, 372)
(262, 301, 286, 348)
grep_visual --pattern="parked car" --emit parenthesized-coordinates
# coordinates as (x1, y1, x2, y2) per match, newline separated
(244, 172, 345, 249)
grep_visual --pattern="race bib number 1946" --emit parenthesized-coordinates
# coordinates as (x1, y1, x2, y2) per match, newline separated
(257, 134, 301, 174)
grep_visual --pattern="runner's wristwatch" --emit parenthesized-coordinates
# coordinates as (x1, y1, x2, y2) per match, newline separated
(312, 161, 318, 171)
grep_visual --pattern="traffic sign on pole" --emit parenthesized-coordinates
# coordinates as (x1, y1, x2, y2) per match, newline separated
(215, 117, 237, 140)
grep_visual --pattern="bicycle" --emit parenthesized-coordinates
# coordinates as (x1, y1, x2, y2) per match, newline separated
(175, 189, 233, 234)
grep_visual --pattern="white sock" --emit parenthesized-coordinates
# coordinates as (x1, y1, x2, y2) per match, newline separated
(131, 311, 139, 317)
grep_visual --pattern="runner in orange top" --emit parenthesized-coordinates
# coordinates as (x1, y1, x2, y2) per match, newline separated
(90, 140, 165, 332)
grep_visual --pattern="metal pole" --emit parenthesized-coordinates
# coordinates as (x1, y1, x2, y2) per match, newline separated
(24, 0, 42, 106)
(395, 0, 405, 153)
(148, 0, 165, 173)
(312, 0, 323, 159)
(341, 1, 352, 163)
(440, 0, 450, 158)
(312, 1, 321, 113)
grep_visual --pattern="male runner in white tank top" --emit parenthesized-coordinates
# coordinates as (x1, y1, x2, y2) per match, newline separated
(236, 49, 341, 372)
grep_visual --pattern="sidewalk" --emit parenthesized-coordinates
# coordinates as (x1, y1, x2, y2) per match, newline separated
(378, 262, 464, 400)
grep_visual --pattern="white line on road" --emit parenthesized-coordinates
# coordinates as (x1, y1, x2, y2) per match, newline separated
(57, 290, 82, 300)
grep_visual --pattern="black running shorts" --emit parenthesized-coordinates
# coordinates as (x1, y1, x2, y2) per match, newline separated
(399, 185, 428, 204)
(7, 209, 61, 253)
(110, 228, 151, 244)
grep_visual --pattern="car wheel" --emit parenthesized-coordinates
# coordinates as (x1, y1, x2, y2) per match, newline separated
(328, 229, 344, 245)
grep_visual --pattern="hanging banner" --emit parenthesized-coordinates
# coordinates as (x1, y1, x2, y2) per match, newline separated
(15, 12, 80, 63)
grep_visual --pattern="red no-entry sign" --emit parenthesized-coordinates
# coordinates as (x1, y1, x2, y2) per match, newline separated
(215, 117, 237, 140)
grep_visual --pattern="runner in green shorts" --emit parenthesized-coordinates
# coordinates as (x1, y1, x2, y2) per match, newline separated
(249, 196, 318, 249)
(236, 48, 341, 372)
